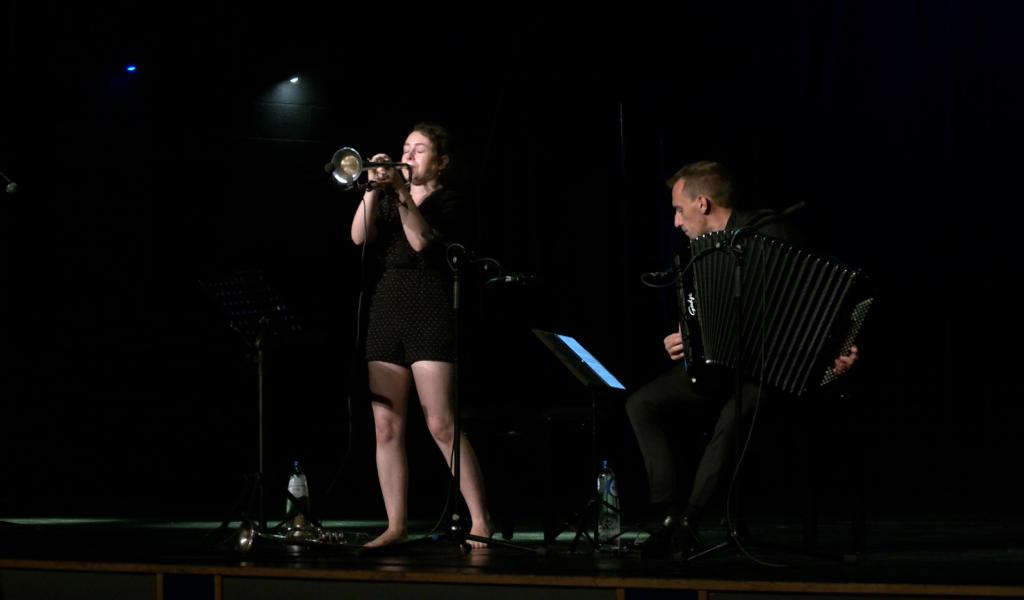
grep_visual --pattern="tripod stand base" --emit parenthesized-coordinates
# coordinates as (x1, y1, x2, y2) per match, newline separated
(463, 532, 546, 555)
(215, 472, 266, 536)
(561, 495, 624, 554)
(679, 520, 860, 566)
(357, 521, 543, 557)
(684, 537, 730, 562)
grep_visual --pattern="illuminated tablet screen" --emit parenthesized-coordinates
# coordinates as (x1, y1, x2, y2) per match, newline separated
(556, 334, 626, 390)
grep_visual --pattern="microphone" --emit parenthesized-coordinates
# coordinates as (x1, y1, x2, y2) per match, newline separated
(780, 200, 806, 216)
(642, 268, 674, 279)
(1, 170, 17, 195)
(487, 273, 536, 286)
(640, 261, 681, 288)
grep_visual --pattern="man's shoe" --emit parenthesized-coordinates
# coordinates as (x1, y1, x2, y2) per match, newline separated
(639, 516, 679, 558)
(673, 514, 704, 556)
(639, 514, 704, 558)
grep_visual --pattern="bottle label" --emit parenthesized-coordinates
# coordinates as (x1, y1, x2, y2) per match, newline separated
(288, 475, 308, 498)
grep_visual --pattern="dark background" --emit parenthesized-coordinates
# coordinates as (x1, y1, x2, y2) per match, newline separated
(2, 1, 1022, 524)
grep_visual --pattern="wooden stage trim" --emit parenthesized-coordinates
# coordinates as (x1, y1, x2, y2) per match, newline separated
(3, 559, 1024, 597)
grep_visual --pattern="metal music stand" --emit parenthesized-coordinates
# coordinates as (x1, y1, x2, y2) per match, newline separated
(532, 329, 627, 551)
(201, 269, 305, 540)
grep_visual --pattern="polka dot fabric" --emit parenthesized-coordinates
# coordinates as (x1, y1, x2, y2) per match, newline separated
(365, 269, 455, 365)
(363, 188, 461, 365)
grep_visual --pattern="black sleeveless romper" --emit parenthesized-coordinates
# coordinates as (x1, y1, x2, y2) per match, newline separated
(364, 188, 461, 366)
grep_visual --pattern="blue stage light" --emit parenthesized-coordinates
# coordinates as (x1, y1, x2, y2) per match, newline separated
(126, 65, 137, 73)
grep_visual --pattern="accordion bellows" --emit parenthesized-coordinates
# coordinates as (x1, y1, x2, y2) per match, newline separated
(680, 231, 873, 396)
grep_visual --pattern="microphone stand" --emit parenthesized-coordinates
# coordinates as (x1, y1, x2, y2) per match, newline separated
(435, 240, 539, 554)
(684, 235, 751, 562)
(0, 168, 14, 530)
(360, 232, 540, 555)
(679, 203, 803, 565)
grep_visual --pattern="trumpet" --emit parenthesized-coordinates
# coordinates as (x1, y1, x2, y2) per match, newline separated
(326, 147, 407, 189)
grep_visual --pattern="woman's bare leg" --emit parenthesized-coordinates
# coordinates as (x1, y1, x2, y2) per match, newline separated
(364, 360, 413, 548)
(412, 360, 493, 547)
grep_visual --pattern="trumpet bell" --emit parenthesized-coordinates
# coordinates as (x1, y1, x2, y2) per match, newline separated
(329, 147, 363, 187)
(238, 521, 256, 554)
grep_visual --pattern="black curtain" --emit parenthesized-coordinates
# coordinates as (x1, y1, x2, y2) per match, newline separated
(2, 1, 1022, 516)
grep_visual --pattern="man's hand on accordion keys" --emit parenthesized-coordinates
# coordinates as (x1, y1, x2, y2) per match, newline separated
(665, 329, 859, 377)
(832, 344, 860, 377)
(664, 331, 685, 362)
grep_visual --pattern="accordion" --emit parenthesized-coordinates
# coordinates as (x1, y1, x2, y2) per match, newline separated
(677, 230, 872, 396)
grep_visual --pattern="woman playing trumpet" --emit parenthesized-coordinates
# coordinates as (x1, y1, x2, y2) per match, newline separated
(350, 123, 492, 548)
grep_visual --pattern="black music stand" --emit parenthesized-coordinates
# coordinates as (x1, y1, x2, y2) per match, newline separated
(201, 269, 304, 540)
(532, 330, 627, 551)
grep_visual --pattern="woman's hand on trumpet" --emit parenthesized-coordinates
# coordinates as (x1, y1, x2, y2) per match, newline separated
(366, 153, 394, 190)
(367, 153, 411, 193)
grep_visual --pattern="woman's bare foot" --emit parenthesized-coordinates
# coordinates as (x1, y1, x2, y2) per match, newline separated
(364, 527, 407, 548)
(467, 518, 494, 549)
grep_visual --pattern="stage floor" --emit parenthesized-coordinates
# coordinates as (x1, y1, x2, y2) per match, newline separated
(3, 511, 1024, 598)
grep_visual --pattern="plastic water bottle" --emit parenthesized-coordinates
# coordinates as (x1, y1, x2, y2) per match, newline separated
(286, 460, 311, 529)
(596, 460, 620, 547)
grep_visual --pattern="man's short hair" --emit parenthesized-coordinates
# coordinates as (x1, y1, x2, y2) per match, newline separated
(666, 161, 735, 209)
